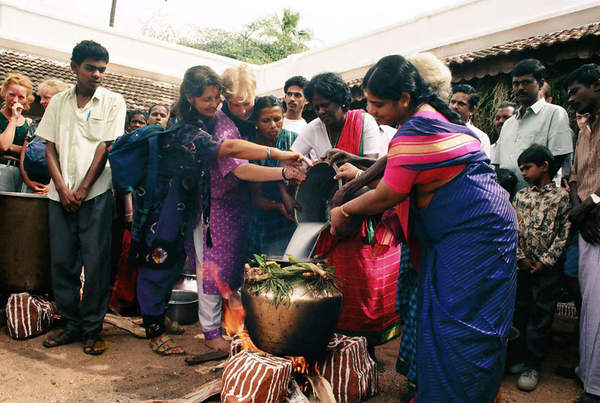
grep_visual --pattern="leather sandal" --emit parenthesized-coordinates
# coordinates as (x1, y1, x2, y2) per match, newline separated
(43, 331, 79, 348)
(83, 336, 106, 355)
(150, 334, 185, 356)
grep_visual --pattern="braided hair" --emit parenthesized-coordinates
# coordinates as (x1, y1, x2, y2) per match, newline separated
(362, 55, 464, 125)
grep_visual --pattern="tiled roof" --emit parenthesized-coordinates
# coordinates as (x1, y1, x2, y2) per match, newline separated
(0, 49, 179, 111)
(446, 22, 600, 66)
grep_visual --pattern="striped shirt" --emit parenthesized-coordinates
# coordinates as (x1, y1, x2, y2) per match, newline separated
(570, 119, 600, 201)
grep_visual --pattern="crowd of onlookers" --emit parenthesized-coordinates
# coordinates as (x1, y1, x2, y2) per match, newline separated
(1, 38, 599, 402)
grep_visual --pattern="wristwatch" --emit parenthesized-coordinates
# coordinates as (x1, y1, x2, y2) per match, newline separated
(591, 193, 600, 205)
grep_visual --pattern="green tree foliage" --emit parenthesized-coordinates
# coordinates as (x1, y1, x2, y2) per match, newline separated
(148, 8, 312, 64)
(244, 8, 312, 62)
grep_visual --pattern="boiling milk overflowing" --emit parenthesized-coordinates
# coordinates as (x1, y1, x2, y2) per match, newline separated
(283, 222, 328, 259)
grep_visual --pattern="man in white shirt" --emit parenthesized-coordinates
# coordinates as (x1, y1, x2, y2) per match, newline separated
(37, 40, 126, 354)
(493, 59, 573, 192)
(282, 76, 308, 135)
(450, 84, 492, 158)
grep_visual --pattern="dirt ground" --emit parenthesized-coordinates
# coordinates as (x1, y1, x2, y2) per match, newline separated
(0, 318, 582, 402)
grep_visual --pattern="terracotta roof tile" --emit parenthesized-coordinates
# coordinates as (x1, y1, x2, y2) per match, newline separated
(446, 22, 600, 65)
(0, 49, 178, 111)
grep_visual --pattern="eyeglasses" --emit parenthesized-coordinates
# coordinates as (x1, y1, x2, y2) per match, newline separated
(512, 79, 535, 88)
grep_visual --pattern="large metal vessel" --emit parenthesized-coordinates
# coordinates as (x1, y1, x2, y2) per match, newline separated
(0, 191, 51, 298)
(242, 275, 343, 357)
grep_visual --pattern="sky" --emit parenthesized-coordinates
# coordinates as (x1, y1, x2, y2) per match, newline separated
(25, 0, 464, 47)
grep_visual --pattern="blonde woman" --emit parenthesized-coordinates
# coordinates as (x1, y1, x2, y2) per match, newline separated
(20, 78, 71, 194)
(220, 64, 256, 140)
(0, 73, 35, 192)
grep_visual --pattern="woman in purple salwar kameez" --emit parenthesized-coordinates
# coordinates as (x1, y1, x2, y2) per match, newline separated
(133, 66, 307, 356)
(192, 72, 307, 353)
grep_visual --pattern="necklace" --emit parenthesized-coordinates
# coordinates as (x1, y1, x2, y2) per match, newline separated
(327, 129, 341, 147)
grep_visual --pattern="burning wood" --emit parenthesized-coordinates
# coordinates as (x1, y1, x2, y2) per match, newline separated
(286, 380, 310, 403)
(306, 375, 337, 403)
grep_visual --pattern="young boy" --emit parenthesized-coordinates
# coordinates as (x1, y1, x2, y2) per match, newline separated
(511, 144, 571, 391)
(37, 40, 126, 355)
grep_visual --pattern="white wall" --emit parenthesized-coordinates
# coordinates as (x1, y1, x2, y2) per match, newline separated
(0, 1, 241, 84)
(256, 0, 600, 96)
(0, 0, 598, 92)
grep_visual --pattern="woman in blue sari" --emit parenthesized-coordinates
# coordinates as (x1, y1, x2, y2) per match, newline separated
(330, 55, 517, 402)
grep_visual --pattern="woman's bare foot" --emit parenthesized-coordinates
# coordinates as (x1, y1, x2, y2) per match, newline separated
(205, 336, 231, 353)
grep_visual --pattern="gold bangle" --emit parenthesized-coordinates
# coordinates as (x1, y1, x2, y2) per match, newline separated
(340, 205, 350, 217)
(355, 169, 363, 179)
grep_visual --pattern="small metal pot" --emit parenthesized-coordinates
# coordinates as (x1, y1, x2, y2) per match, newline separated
(173, 273, 197, 292)
(166, 290, 198, 326)
(242, 277, 343, 357)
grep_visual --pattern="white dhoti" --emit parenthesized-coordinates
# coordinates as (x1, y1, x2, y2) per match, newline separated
(577, 234, 600, 395)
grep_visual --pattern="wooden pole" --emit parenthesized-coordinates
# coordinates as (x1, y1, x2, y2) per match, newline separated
(109, 0, 117, 27)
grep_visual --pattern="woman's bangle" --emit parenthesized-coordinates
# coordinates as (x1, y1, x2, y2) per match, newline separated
(266, 147, 271, 160)
(340, 204, 351, 218)
(355, 169, 363, 179)
(282, 167, 289, 181)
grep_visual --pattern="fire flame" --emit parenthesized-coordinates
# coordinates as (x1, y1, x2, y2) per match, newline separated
(290, 357, 308, 374)
(202, 261, 261, 352)
(222, 293, 245, 336)
(203, 261, 246, 335)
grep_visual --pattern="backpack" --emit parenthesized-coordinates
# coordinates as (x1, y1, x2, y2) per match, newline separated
(23, 136, 50, 182)
(109, 123, 182, 227)
(109, 123, 182, 193)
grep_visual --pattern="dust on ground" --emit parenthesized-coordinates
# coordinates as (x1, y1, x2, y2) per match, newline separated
(0, 319, 581, 402)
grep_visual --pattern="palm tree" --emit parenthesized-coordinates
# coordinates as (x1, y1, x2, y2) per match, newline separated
(279, 8, 311, 44)
(246, 8, 312, 60)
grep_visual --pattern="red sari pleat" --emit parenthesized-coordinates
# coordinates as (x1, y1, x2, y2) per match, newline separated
(315, 110, 401, 342)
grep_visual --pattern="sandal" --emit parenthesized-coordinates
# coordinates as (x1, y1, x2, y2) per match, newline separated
(83, 336, 106, 356)
(150, 334, 185, 356)
(43, 331, 79, 348)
